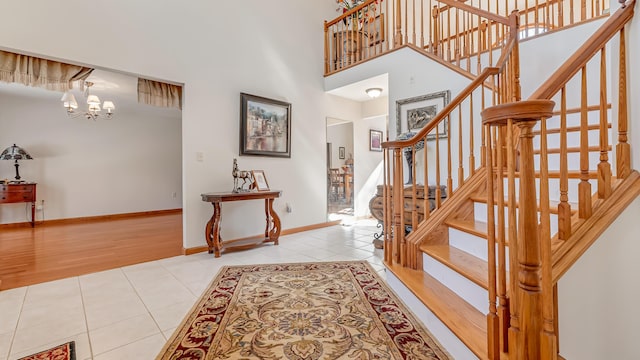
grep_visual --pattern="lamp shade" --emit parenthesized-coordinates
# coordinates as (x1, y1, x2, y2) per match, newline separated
(0, 144, 33, 160)
(61, 92, 78, 109)
(86, 95, 101, 105)
(102, 101, 115, 111)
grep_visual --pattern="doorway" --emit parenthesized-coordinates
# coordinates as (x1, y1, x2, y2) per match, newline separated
(326, 119, 354, 222)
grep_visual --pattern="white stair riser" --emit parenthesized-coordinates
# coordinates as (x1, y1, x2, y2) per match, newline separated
(386, 271, 479, 360)
(423, 253, 488, 315)
(449, 227, 511, 269)
(473, 202, 559, 235)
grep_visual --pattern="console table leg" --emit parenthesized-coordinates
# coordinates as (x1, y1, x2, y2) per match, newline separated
(205, 202, 222, 257)
(31, 202, 35, 227)
(268, 198, 281, 245)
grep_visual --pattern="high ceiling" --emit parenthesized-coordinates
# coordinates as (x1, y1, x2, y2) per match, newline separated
(327, 73, 388, 102)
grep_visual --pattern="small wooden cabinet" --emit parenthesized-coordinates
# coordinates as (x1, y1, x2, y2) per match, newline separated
(0, 183, 37, 227)
(369, 184, 446, 225)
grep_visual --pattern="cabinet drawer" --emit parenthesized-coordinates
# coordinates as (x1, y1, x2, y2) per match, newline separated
(1, 191, 35, 202)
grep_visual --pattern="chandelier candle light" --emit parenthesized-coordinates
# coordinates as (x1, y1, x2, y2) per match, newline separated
(61, 82, 115, 120)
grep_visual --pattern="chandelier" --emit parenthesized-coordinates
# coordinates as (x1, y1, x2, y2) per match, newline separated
(60, 82, 115, 120)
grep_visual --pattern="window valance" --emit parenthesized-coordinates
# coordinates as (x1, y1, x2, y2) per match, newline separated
(0, 50, 93, 91)
(137, 78, 182, 110)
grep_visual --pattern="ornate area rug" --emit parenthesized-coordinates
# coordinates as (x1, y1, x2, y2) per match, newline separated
(18, 341, 75, 360)
(157, 261, 451, 359)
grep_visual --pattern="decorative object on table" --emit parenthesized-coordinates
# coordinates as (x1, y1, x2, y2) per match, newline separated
(396, 131, 425, 184)
(232, 158, 253, 193)
(61, 81, 115, 120)
(240, 93, 291, 158)
(396, 90, 450, 140)
(251, 170, 270, 191)
(370, 129, 383, 151)
(156, 261, 451, 360)
(338, 146, 346, 159)
(336, 0, 382, 29)
(1, 144, 33, 181)
(18, 341, 75, 360)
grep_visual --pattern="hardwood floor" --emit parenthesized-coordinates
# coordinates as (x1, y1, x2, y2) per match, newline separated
(0, 212, 183, 290)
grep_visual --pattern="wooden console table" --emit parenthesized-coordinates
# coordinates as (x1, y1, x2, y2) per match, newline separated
(0, 183, 36, 227)
(201, 190, 282, 257)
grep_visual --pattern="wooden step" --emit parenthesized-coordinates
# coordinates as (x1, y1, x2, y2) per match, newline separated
(469, 193, 578, 216)
(445, 218, 488, 239)
(386, 262, 488, 359)
(420, 244, 489, 290)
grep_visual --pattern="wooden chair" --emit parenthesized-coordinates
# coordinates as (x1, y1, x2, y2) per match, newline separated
(328, 168, 345, 202)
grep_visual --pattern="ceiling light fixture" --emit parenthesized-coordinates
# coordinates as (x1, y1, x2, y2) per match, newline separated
(365, 87, 383, 98)
(61, 82, 115, 120)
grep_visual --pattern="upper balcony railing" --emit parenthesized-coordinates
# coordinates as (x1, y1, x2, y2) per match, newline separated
(324, 0, 611, 76)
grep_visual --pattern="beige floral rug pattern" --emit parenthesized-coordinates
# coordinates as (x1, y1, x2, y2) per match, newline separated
(156, 261, 451, 359)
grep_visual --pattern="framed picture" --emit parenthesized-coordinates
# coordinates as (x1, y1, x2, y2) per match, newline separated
(368, 14, 385, 46)
(251, 170, 270, 191)
(370, 129, 383, 151)
(395, 90, 450, 140)
(240, 93, 291, 158)
(339, 147, 345, 159)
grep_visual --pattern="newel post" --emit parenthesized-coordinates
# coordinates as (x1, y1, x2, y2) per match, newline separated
(482, 100, 555, 360)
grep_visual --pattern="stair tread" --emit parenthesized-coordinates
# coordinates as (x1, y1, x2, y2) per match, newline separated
(420, 244, 489, 290)
(445, 218, 488, 239)
(469, 193, 579, 215)
(386, 263, 487, 359)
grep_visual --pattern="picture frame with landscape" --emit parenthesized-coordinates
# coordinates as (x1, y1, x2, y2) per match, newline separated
(240, 93, 291, 158)
(395, 90, 450, 140)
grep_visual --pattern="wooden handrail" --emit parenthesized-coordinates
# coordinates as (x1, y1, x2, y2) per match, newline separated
(529, 0, 636, 100)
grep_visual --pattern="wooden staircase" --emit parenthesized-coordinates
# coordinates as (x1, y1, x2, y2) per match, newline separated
(377, 1, 638, 359)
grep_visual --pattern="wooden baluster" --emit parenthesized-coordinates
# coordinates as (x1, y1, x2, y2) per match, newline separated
(470, 93, 476, 175)
(581, 0, 586, 21)
(384, 149, 391, 263)
(404, 0, 409, 44)
(458, 104, 464, 188)
(496, 125, 509, 353)
(412, 0, 416, 44)
(324, 22, 329, 74)
(432, 5, 439, 55)
(447, 7, 452, 62)
(558, 87, 572, 240)
(569, 0, 575, 25)
(578, 66, 592, 218)
(539, 115, 558, 360)
(393, 148, 404, 265)
(506, 118, 519, 354)
(395, 0, 403, 46)
(420, 0, 424, 48)
(435, 128, 442, 208)
(424, 138, 431, 218)
(466, 11, 472, 71)
(617, 28, 630, 179)
(455, 8, 460, 66)
(488, 20, 494, 66)
(412, 146, 418, 232)
(481, 86, 487, 167)
(515, 118, 542, 360)
(447, 115, 453, 197)
(598, 47, 612, 199)
(486, 125, 500, 360)
(479, 19, 486, 73)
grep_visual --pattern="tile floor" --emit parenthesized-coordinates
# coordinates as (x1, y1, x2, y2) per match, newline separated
(0, 220, 385, 360)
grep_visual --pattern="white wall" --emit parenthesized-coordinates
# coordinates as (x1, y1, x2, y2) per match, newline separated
(353, 115, 386, 217)
(0, 88, 182, 224)
(558, 197, 640, 359)
(0, 0, 342, 248)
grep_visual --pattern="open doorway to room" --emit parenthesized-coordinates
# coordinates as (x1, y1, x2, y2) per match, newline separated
(326, 118, 354, 223)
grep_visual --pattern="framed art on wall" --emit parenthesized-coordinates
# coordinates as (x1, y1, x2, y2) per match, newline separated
(369, 129, 382, 151)
(395, 90, 450, 140)
(339, 147, 345, 159)
(240, 93, 291, 158)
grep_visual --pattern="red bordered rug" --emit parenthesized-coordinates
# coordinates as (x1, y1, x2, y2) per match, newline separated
(157, 261, 451, 359)
(18, 341, 75, 360)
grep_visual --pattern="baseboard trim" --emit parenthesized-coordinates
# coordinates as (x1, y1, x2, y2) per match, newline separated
(0, 209, 183, 229)
(182, 220, 341, 255)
